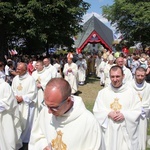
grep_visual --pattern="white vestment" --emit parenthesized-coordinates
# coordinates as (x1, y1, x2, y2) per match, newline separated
(122, 66, 133, 84)
(63, 62, 78, 94)
(53, 63, 62, 78)
(93, 84, 141, 150)
(76, 59, 87, 82)
(0, 78, 22, 150)
(29, 96, 103, 150)
(4, 64, 9, 76)
(32, 68, 52, 111)
(11, 73, 38, 143)
(130, 80, 150, 150)
(95, 56, 101, 78)
(131, 60, 140, 76)
(99, 60, 108, 85)
(104, 63, 115, 87)
(45, 64, 57, 78)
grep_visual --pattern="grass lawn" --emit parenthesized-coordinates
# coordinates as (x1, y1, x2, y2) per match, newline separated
(76, 75, 102, 112)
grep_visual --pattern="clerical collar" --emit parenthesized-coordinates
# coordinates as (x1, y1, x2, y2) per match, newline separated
(135, 81, 144, 88)
(110, 83, 127, 93)
(45, 64, 51, 69)
(64, 101, 74, 114)
(68, 63, 72, 66)
(111, 83, 123, 89)
(19, 72, 28, 80)
(38, 68, 45, 74)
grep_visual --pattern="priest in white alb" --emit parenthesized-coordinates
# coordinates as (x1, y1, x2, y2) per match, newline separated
(76, 53, 87, 85)
(32, 60, 52, 111)
(63, 54, 78, 94)
(43, 57, 57, 78)
(104, 54, 115, 87)
(130, 67, 150, 150)
(93, 65, 141, 150)
(0, 76, 22, 150)
(11, 62, 38, 147)
(116, 57, 133, 84)
(29, 78, 103, 150)
(99, 53, 108, 86)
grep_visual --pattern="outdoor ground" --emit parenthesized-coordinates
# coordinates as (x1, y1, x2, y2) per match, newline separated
(76, 75, 102, 112)
(77, 75, 150, 150)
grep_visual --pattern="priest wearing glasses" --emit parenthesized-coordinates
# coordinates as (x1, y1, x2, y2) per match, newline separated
(29, 78, 103, 150)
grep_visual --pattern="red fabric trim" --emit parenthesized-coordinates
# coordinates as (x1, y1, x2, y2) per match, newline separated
(76, 30, 112, 53)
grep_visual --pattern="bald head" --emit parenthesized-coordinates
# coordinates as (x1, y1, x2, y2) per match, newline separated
(44, 78, 73, 116)
(43, 58, 50, 67)
(116, 57, 124, 67)
(16, 62, 27, 76)
(45, 78, 71, 100)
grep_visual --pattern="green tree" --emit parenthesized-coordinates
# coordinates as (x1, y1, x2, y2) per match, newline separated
(0, 2, 15, 60)
(102, 0, 150, 46)
(0, 0, 90, 60)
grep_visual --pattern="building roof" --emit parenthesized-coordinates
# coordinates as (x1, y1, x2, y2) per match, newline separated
(75, 15, 114, 52)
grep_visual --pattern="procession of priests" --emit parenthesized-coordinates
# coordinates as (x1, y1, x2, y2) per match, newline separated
(0, 49, 150, 150)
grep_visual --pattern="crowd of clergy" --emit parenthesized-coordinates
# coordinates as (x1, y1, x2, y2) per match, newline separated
(0, 48, 150, 150)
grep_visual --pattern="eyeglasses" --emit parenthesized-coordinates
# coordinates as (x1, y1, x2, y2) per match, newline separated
(42, 98, 68, 112)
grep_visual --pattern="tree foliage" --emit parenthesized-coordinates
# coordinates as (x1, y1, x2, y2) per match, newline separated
(0, 0, 90, 59)
(102, 0, 150, 46)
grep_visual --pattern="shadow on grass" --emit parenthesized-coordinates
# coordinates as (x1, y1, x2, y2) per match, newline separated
(86, 75, 100, 84)
(75, 90, 82, 96)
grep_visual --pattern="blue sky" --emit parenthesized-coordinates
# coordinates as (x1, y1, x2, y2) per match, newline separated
(83, 0, 115, 33)
(84, 0, 113, 14)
